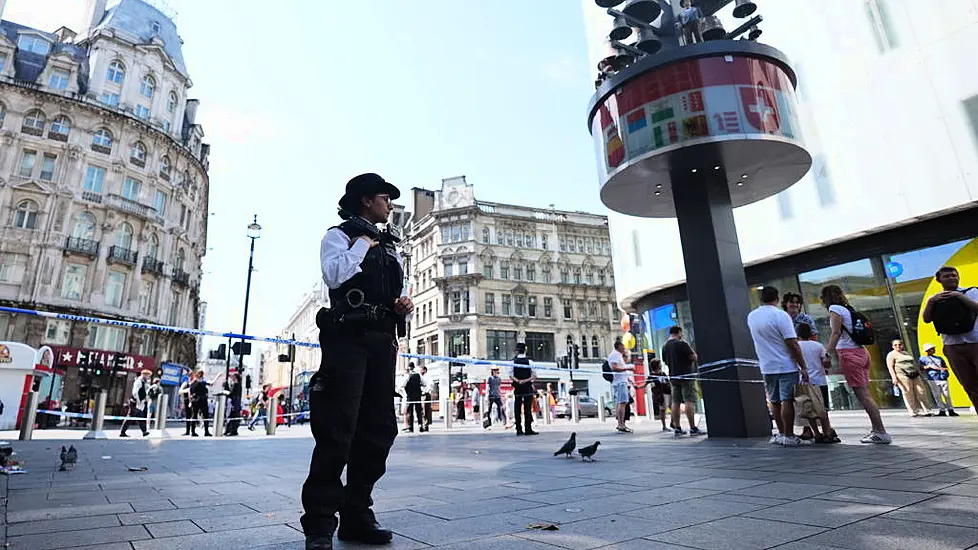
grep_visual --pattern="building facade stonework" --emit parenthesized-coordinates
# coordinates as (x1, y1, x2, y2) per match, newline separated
(0, 0, 209, 412)
(401, 176, 620, 376)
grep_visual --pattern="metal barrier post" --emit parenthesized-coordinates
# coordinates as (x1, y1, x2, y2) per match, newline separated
(18, 391, 39, 441)
(444, 393, 452, 430)
(543, 395, 553, 425)
(570, 393, 580, 424)
(149, 394, 170, 439)
(598, 395, 607, 423)
(83, 390, 108, 440)
(266, 399, 277, 435)
(213, 394, 227, 438)
(481, 394, 488, 427)
(645, 385, 655, 421)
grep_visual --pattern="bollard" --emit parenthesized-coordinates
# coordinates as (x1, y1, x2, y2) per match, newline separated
(149, 394, 170, 439)
(645, 385, 655, 421)
(543, 395, 552, 425)
(266, 400, 277, 436)
(83, 390, 109, 440)
(18, 391, 39, 441)
(570, 394, 580, 424)
(598, 395, 607, 423)
(213, 394, 227, 438)
(444, 393, 453, 430)
(481, 393, 489, 427)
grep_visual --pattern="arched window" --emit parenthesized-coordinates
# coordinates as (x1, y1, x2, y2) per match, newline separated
(115, 222, 134, 250)
(106, 60, 125, 84)
(92, 128, 113, 148)
(167, 91, 177, 114)
(72, 212, 96, 240)
(130, 141, 147, 163)
(147, 234, 159, 259)
(139, 75, 156, 99)
(22, 109, 45, 133)
(13, 200, 39, 229)
(159, 155, 171, 177)
(591, 335, 600, 358)
(50, 115, 70, 136)
(581, 334, 588, 358)
(175, 248, 185, 271)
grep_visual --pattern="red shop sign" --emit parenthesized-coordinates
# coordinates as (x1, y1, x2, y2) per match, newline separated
(51, 346, 156, 373)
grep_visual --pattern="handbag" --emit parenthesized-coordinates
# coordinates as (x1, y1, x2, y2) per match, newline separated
(794, 383, 826, 420)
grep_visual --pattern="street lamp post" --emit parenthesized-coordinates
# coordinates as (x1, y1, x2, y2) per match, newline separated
(227, 215, 261, 383)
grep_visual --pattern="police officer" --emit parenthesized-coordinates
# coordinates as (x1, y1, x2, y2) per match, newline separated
(300, 173, 413, 550)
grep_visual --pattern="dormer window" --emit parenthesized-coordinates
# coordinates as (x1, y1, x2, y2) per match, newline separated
(49, 69, 70, 90)
(151, 21, 162, 34)
(17, 35, 51, 55)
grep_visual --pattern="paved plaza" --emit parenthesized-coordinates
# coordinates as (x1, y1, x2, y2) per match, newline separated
(1, 411, 977, 550)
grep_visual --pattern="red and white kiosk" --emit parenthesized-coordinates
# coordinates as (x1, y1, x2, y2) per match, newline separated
(0, 342, 58, 430)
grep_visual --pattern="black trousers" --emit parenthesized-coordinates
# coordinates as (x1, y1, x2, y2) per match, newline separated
(422, 392, 432, 427)
(488, 396, 505, 422)
(191, 401, 210, 434)
(183, 400, 192, 434)
(300, 328, 397, 537)
(226, 398, 242, 435)
(514, 394, 534, 432)
(405, 394, 423, 431)
(120, 406, 147, 435)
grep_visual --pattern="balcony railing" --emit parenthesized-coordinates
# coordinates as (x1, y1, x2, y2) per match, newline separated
(90, 143, 112, 154)
(106, 194, 157, 219)
(108, 246, 138, 266)
(64, 237, 99, 257)
(172, 269, 190, 287)
(142, 257, 165, 276)
(81, 191, 103, 203)
(48, 131, 69, 142)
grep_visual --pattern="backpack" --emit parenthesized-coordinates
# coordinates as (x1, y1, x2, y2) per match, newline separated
(931, 288, 978, 335)
(601, 360, 613, 383)
(842, 306, 875, 346)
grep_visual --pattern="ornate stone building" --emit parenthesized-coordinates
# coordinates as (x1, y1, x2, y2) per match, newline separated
(402, 177, 619, 378)
(0, 0, 210, 413)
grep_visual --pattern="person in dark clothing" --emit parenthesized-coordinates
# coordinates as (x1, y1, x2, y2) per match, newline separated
(189, 370, 214, 437)
(300, 173, 413, 550)
(225, 372, 243, 436)
(661, 326, 702, 436)
(120, 370, 151, 437)
(403, 364, 424, 433)
(420, 365, 432, 429)
(179, 376, 193, 435)
(487, 367, 505, 425)
(511, 343, 538, 436)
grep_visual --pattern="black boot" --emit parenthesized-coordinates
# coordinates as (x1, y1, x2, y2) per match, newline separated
(338, 510, 392, 545)
(305, 535, 333, 550)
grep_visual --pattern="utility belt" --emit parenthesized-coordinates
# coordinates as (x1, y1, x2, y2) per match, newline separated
(316, 303, 404, 337)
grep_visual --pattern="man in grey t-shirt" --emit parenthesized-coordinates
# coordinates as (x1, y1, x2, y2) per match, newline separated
(486, 368, 506, 425)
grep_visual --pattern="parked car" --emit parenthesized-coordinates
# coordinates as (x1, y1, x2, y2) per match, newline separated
(556, 396, 613, 418)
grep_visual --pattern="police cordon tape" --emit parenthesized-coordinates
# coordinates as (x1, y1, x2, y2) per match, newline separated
(1, 305, 903, 387)
(35, 409, 309, 423)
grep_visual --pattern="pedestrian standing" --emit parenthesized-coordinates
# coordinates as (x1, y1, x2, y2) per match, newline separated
(923, 266, 978, 413)
(486, 367, 505, 425)
(795, 323, 839, 443)
(647, 359, 671, 432)
(511, 342, 538, 435)
(919, 343, 957, 416)
(419, 365, 433, 430)
(146, 377, 162, 430)
(189, 370, 215, 437)
(471, 382, 481, 425)
(300, 173, 412, 550)
(249, 384, 272, 431)
(403, 364, 424, 433)
(608, 341, 635, 433)
(661, 326, 701, 436)
(886, 339, 932, 417)
(120, 369, 152, 437)
(226, 372, 243, 436)
(179, 375, 192, 436)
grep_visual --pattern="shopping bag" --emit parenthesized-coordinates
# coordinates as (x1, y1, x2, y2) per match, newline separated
(794, 383, 826, 420)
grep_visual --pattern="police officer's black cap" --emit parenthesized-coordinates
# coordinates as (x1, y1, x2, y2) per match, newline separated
(338, 173, 400, 213)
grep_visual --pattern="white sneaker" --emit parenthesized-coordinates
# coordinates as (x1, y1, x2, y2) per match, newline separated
(770, 434, 784, 445)
(860, 432, 892, 444)
(781, 435, 812, 447)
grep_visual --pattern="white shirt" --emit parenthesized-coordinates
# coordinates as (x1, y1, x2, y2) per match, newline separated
(747, 305, 799, 375)
(941, 288, 978, 345)
(320, 225, 411, 319)
(799, 340, 829, 386)
(607, 350, 630, 385)
(419, 373, 431, 394)
(130, 377, 149, 410)
(829, 305, 860, 349)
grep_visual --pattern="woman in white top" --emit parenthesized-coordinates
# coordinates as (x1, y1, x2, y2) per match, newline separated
(820, 285, 891, 444)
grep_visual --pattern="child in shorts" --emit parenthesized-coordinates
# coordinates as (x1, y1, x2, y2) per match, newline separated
(647, 359, 671, 431)
(796, 323, 839, 443)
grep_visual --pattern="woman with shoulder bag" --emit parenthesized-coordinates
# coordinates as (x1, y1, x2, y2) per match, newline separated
(886, 340, 933, 417)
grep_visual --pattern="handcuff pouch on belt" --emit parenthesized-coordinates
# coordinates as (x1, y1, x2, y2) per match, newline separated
(316, 288, 405, 337)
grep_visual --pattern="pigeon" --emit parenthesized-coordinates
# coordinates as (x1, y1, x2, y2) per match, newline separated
(578, 441, 601, 462)
(65, 445, 78, 469)
(59, 445, 68, 471)
(553, 432, 577, 458)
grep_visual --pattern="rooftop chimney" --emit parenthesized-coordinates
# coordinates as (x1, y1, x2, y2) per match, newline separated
(83, 0, 109, 37)
(184, 99, 199, 125)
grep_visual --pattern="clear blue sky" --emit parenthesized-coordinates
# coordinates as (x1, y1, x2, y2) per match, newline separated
(6, 0, 605, 363)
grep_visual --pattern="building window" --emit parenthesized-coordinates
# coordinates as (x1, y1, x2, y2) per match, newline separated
(526, 265, 535, 282)
(585, 268, 594, 285)
(18, 150, 36, 177)
(458, 258, 468, 275)
(44, 319, 71, 345)
(515, 295, 525, 316)
(573, 267, 582, 284)
(506, 230, 513, 246)
(542, 264, 552, 283)
(0, 53, 6, 73)
(443, 261, 453, 277)
(599, 269, 607, 286)
(513, 264, 522, 281)
(525, 332, 555, 362)
(563, 301, 572, 320)
(502, 294, 511, 315)
(542, 234, 548, 250)
(116, 222, 134, 250)
(105, 271, 126, 308)
(544, 297, 553, 318)
(22, 110, 45, 133)
(500, 260, 509, 280)
(106, 60, 125, 84)
(866, 0, 899, 53)
(154, 191, 167, 216)
(93, 128, 113, 149)
(416, 338, 426, 356)
(451, 290, 462, 313)
(0, 254, 27, 284)
(482, 227, 490, 243)
(581, 334, 589, 358)
(122, 177, 141, 201)
(145, 234, 158, 260)
(445, 330, 470, 357)
(140, 75, 156, 99)
(486, 330, 517, 360)
(579, 301, 588, 320)
(159, 156, 171, 178)
(528, 296, 537, 317)
(131, 142, 147, 163)
(496, 230, 504, 245)
(482, 259, 493, 278)
(559, 236, 566, 252)
(60, 263, 87, 300)
(175, 248, 185, 271)
(50, 115, 70, 137)
(485, 292, 495, 314)
(167, 91, 178, 114)
(87, 324, 127, 352)
(168, 291, 180, 325)
(560, 267, 569, 283)
(84, 165, 105, 193)
(135, 104, 151, 120)
(151, 21, 162, 34)
(40, 154, 56, 181)
(13, 200, 38, 229)
(17, 34, 51, 55)
(48, 69, 70, 90)
(592, 335, 600, 358)
(139, 330, 155, 355)
(428, 335, 439, 357)
(588, 301, 598, 319)
(100, 92, 120, 106)
(515, 231, 524, 248)
(72, 212, 96, 240)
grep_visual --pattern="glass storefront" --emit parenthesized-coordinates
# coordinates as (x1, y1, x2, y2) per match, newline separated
(635, 237, 978, 411)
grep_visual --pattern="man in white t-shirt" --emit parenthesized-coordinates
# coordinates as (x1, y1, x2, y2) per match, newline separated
(608, 341, 635, 434)
(924, 266, 978, 413)
(747, 286, 809, 447)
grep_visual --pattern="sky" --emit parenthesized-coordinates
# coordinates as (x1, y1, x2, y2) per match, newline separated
(5, 0, 605, 364)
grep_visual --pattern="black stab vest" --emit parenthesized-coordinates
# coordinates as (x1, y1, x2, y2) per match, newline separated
(328, 220, 403, 311)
